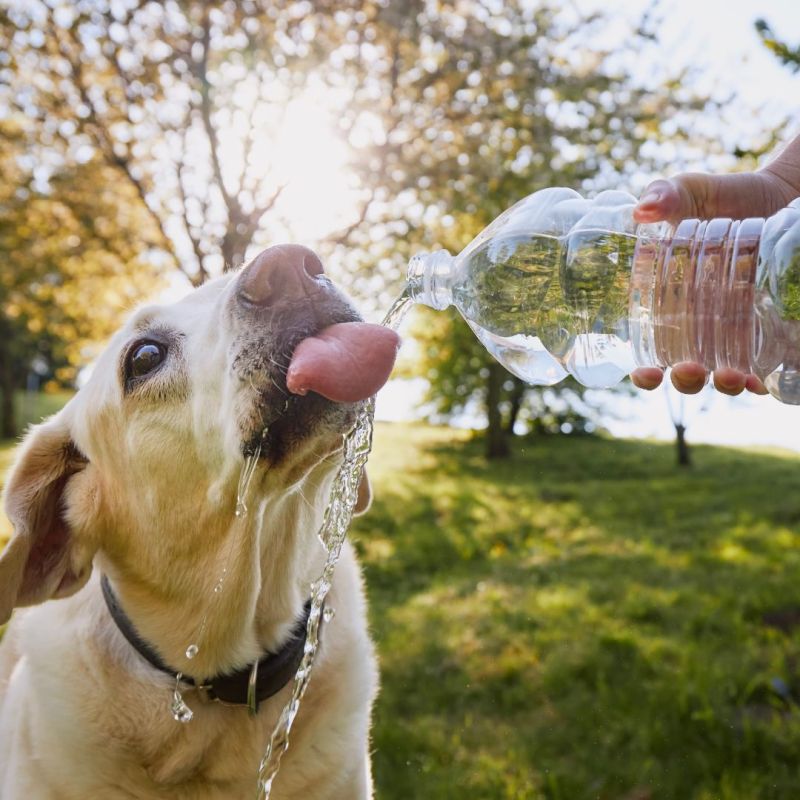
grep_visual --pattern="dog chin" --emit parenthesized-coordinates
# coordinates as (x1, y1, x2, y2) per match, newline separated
(243, 391, 361, 470)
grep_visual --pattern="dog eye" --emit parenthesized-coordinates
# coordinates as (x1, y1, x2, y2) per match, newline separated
(128, 341, 166, 379)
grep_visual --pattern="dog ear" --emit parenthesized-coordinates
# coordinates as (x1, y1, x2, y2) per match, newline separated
(0, 415, 96, 624)
(353, 470, 372, 516)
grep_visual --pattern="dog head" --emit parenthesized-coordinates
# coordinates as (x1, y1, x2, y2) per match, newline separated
(0, 245, 387, 628)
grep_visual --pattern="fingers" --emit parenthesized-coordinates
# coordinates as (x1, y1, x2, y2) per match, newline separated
(632, 179, 683, 224)
(631, 367, 665, 390)
(632, 363, 768, 397)
(670, 362, 708, 394)
(711, 368, 768, 396)
(632, 363, 710, 395)
(633, 172, 791, 225)
(744, 374, 769, 395)
(712, 367, 746, 396)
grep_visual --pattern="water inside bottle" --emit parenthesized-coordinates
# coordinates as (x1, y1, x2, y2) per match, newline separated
(455, 229, 639, 388)
(646, 218, 761, 375)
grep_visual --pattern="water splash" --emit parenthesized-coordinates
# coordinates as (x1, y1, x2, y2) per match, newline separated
(171, 673, 194, 723)
(383, 288, 412, 330)
(255, 401, 374, 797)
(254, 295, 412, 799)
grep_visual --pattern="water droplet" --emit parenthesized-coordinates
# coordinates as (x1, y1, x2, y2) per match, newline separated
(172, 697, 194, 724)
(171, 674, 194, 724)
(185, 644, 199, 660)
(235, 446, 262, 518)
(323, 606, 335, 623)
(213, 583, 223, 593)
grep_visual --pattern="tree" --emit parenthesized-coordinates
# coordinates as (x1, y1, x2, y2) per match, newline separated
(1, 0, 366, 285)
(756, 19, 800, 72)
(0, 119, 162, 435)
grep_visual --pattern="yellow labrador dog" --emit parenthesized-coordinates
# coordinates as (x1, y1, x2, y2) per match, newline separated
(0, 245, 398, 799)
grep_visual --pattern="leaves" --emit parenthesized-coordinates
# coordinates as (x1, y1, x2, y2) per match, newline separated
(0, 122, 162, 420)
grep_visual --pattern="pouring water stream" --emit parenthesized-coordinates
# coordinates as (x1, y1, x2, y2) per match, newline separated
(255, 292, 412, 799)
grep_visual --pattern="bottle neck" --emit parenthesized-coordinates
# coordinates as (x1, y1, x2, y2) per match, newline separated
(632, 216, 765, 376)
(407, 249, 455, 311)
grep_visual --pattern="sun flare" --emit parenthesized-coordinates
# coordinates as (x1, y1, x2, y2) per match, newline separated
(221, 81, 363, 248)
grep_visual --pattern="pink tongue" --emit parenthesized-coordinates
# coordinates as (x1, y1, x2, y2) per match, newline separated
(286, 322, 400, 403)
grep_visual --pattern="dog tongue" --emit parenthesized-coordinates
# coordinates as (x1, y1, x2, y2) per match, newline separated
(286, 322, 400, 403)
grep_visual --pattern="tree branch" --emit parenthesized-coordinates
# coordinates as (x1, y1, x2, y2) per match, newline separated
(176, 124, 210, 285)
(325, 188, 376, 246)
(194, 7, 239, 221)
(47, 11, 197, 284)
(248, 183, 286, 228)
(324, 34, 402, 247)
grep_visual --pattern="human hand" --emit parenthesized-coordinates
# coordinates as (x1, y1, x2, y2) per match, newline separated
(630, 138, 800, 396)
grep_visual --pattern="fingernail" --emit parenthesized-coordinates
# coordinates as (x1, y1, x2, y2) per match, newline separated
(637, 190, 662, 208)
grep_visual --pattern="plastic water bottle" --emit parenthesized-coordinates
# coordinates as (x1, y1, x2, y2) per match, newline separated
(405, 187, 800, 403)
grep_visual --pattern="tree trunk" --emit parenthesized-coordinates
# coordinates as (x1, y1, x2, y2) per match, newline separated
(505, 377, 526, 435)
(486, 362, 510, 459)
(0, 328, 16, 439)
(675, 423, 691, 467)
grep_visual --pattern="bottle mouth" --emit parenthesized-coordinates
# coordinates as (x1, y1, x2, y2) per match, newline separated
(406, 250, 453, 310)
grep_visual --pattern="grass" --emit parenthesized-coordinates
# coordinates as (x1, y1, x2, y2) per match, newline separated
(3, 405, 800, 798)
(351, 423, 800, 800)
(0, 391, 72, 539)
(12, 389, 73, 433)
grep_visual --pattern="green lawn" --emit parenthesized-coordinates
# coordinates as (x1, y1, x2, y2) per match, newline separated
(0, 391, 72, 539)
(0, 440, 13, 540)
(3, 414, 800, 798)
(13, 390, 73, 432)
(353, 424, 800, 800)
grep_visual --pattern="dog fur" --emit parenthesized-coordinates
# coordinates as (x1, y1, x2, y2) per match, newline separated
(0, 259, 378, 799)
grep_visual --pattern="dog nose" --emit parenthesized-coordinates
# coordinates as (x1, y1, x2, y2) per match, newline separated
(237, 244, 324, 307)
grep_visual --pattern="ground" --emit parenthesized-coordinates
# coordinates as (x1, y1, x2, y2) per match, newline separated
(3, 411, 800, 799)
(352, 424, 800, 800)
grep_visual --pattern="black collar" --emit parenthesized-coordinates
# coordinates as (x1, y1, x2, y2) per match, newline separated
(100, 574, 313, 715)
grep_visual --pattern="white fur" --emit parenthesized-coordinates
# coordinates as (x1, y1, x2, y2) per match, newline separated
(0, 272, 378, 798)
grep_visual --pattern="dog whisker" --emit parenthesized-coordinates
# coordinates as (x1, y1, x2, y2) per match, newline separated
(270, 376, 288, 397)
(268, 355, 291, 371)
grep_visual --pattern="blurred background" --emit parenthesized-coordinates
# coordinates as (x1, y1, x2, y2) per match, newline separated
(2, 1, 800, 798)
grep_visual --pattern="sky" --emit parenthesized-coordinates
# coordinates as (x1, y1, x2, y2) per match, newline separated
(572, 0, 799, 131)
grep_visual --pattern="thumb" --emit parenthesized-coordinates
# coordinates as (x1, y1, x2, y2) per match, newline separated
(633, 172, 787, 224)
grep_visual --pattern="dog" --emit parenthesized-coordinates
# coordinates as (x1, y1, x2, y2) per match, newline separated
(0, 244, 391, 799)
